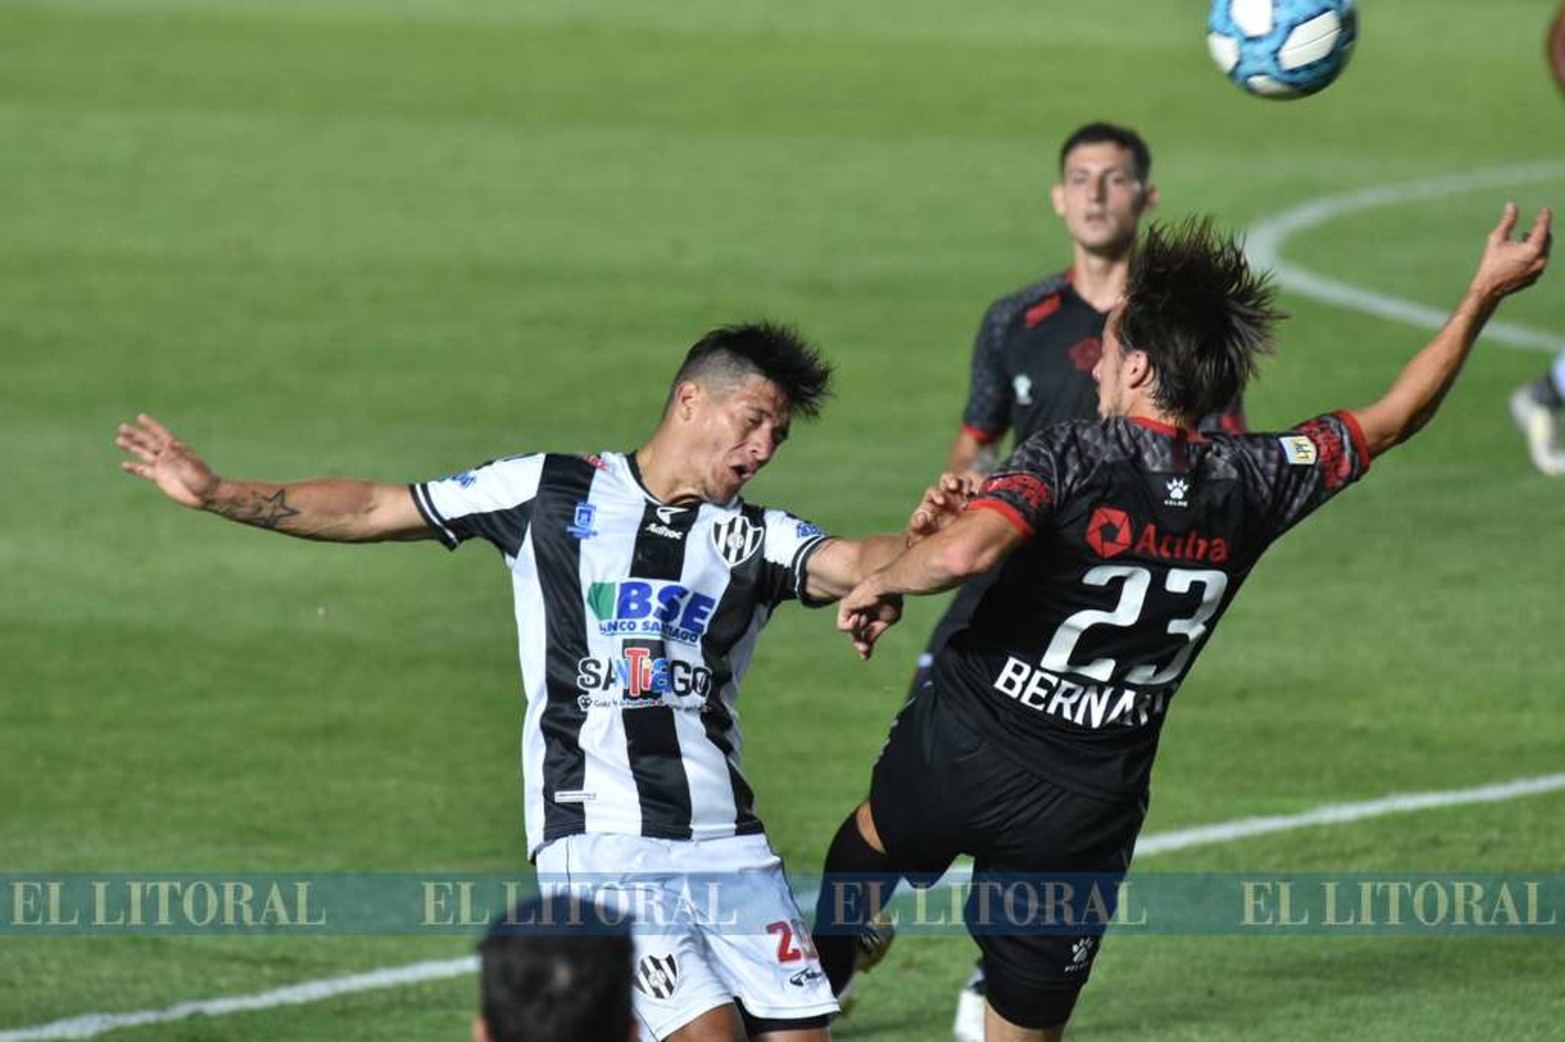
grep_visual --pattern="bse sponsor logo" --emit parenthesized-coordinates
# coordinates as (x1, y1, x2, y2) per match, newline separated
(576, 651, 713, 708)
(586, 581, 717, 645)
(1281, 435, 1318, 465)
(1086, 506, 1229, 564)
(439, 470, 479, 488)
(635, 954, 679, 1000)
(991, 657, 1167, 729)
(796, 520, 825, 539)
(1064, 936, 1098, 974)
(712, 515, 763, 567)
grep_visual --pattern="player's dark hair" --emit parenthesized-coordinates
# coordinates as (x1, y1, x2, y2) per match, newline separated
(671, 321, 834, 419)
(478, 896, 634, 1042)
(1117, 216, 1282, 422)
(1059, 122, 1152, 183)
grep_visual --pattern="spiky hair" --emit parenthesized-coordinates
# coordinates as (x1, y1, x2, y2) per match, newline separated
(1117, 216, 1283, 420)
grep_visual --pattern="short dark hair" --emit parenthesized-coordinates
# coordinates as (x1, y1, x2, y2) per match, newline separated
(1117, 216, 1283, 421)
(478, 896, 634, 1042)
(1058, 122, 1152, 184)
(669, 322, 834, 419)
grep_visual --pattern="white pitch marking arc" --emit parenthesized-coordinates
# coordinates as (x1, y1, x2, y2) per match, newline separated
(5, 770, 1565, 1042)
(1245, 161, 1565, 356)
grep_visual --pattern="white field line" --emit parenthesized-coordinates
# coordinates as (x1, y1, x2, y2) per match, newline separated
(9, 166, 1565, 1041)
(6, 771, 1565, 1041)
(1245, 161, 1565, 356)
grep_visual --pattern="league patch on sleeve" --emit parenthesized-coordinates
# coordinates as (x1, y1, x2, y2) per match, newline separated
(1280, 435, 1318, 466)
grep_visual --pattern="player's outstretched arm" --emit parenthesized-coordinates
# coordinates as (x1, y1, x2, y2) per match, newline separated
(116, 413, 433, 542)
(802, 473, 975, 603)
(1351, 204, 1552, 458)
(837, 508, 1022, 660)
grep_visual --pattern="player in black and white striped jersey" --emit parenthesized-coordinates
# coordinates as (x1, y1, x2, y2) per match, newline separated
(117, 321, 959, 1042)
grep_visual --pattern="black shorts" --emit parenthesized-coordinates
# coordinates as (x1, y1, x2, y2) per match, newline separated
(869, 682, 1146, 1016)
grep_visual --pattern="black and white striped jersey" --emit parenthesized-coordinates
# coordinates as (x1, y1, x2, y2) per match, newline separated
(410, 451, 830, 857)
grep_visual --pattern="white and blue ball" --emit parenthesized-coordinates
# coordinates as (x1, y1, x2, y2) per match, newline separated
(1207, 0, 1357, 99)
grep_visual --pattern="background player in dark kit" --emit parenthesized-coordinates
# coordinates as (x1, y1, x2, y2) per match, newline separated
(816, 205, 1551, 1042)
(913, 122, 1244, 699)
(116, 322, 963, 1042)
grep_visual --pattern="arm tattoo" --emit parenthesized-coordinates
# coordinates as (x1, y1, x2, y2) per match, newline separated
(207, 487, 302, 530)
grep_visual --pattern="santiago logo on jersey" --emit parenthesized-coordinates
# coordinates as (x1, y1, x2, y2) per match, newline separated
(586, 581, 717, 645)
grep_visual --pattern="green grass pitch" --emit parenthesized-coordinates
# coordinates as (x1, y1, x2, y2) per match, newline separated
(2, 1, 1564, 1039)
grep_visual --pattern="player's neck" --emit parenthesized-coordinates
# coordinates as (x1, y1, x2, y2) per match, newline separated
(1071, 248, 1131, 313)
(1120, 391, 1193, 432)
(631, 438, 706, 505)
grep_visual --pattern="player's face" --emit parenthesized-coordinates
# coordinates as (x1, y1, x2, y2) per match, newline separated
(1094, 304, 1129, 418)
(1051, 143, 1152, 257)
(694, 375, 792, 503)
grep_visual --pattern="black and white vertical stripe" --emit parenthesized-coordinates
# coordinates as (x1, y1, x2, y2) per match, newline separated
(417, 452, 828, 857)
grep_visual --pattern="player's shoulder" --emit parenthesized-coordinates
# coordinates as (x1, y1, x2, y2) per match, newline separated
(1006, 417, 1105, 470)
(980, 271, 1073, 327)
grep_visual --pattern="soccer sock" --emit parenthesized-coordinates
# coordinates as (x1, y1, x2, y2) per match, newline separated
(1546, 354, 1565, 407)
(814, 810, 901, 996)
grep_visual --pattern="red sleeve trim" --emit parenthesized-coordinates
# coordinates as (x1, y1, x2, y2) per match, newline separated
(961, 424, 1004, 445)
(969, 498, 1034, 537)
(1333, 409, 1372, 475)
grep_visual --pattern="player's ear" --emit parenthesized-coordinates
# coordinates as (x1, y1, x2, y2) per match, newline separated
(1124, 349, 1154, 391)
(1141, 183, 1159, 214)
(472, 1016, 491, 1042)
(1050, 182, 1066, 217)
(673, 380, 704, 422)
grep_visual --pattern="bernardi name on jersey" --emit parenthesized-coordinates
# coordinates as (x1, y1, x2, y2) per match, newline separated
(409, 450, 830, 857)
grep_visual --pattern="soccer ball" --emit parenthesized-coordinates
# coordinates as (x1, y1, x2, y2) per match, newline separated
(1206, 0, 1357, 99)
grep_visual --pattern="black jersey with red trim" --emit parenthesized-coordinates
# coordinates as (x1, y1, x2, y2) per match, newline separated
(934, 411, 1371, 799)
(960, 273, 1245, 445)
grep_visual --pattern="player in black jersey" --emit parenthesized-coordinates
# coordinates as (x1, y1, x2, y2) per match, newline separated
(913, 124, 1244, 704)
(912, 123, 1243, 1039)
(815, 205, 1552, 1041)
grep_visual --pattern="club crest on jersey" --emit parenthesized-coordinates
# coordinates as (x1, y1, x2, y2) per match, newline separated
(635, 954, 679, 1000)
(566, 502, 598, 540)
(711, 515, 763, 568)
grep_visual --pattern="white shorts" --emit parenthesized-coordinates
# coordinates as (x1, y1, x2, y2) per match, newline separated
(535, 832, 837, 1040)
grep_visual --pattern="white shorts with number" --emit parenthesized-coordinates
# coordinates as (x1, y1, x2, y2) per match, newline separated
(535, 832, 837, 1040)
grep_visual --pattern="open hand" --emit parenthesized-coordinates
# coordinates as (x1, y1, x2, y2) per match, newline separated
(905, 472, 976, 546)
(1472, 203, 1552, 300)
(115, 414, 220, 509)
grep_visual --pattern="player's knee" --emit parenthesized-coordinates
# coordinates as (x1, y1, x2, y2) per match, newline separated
(983, 964, 1080, 1036)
